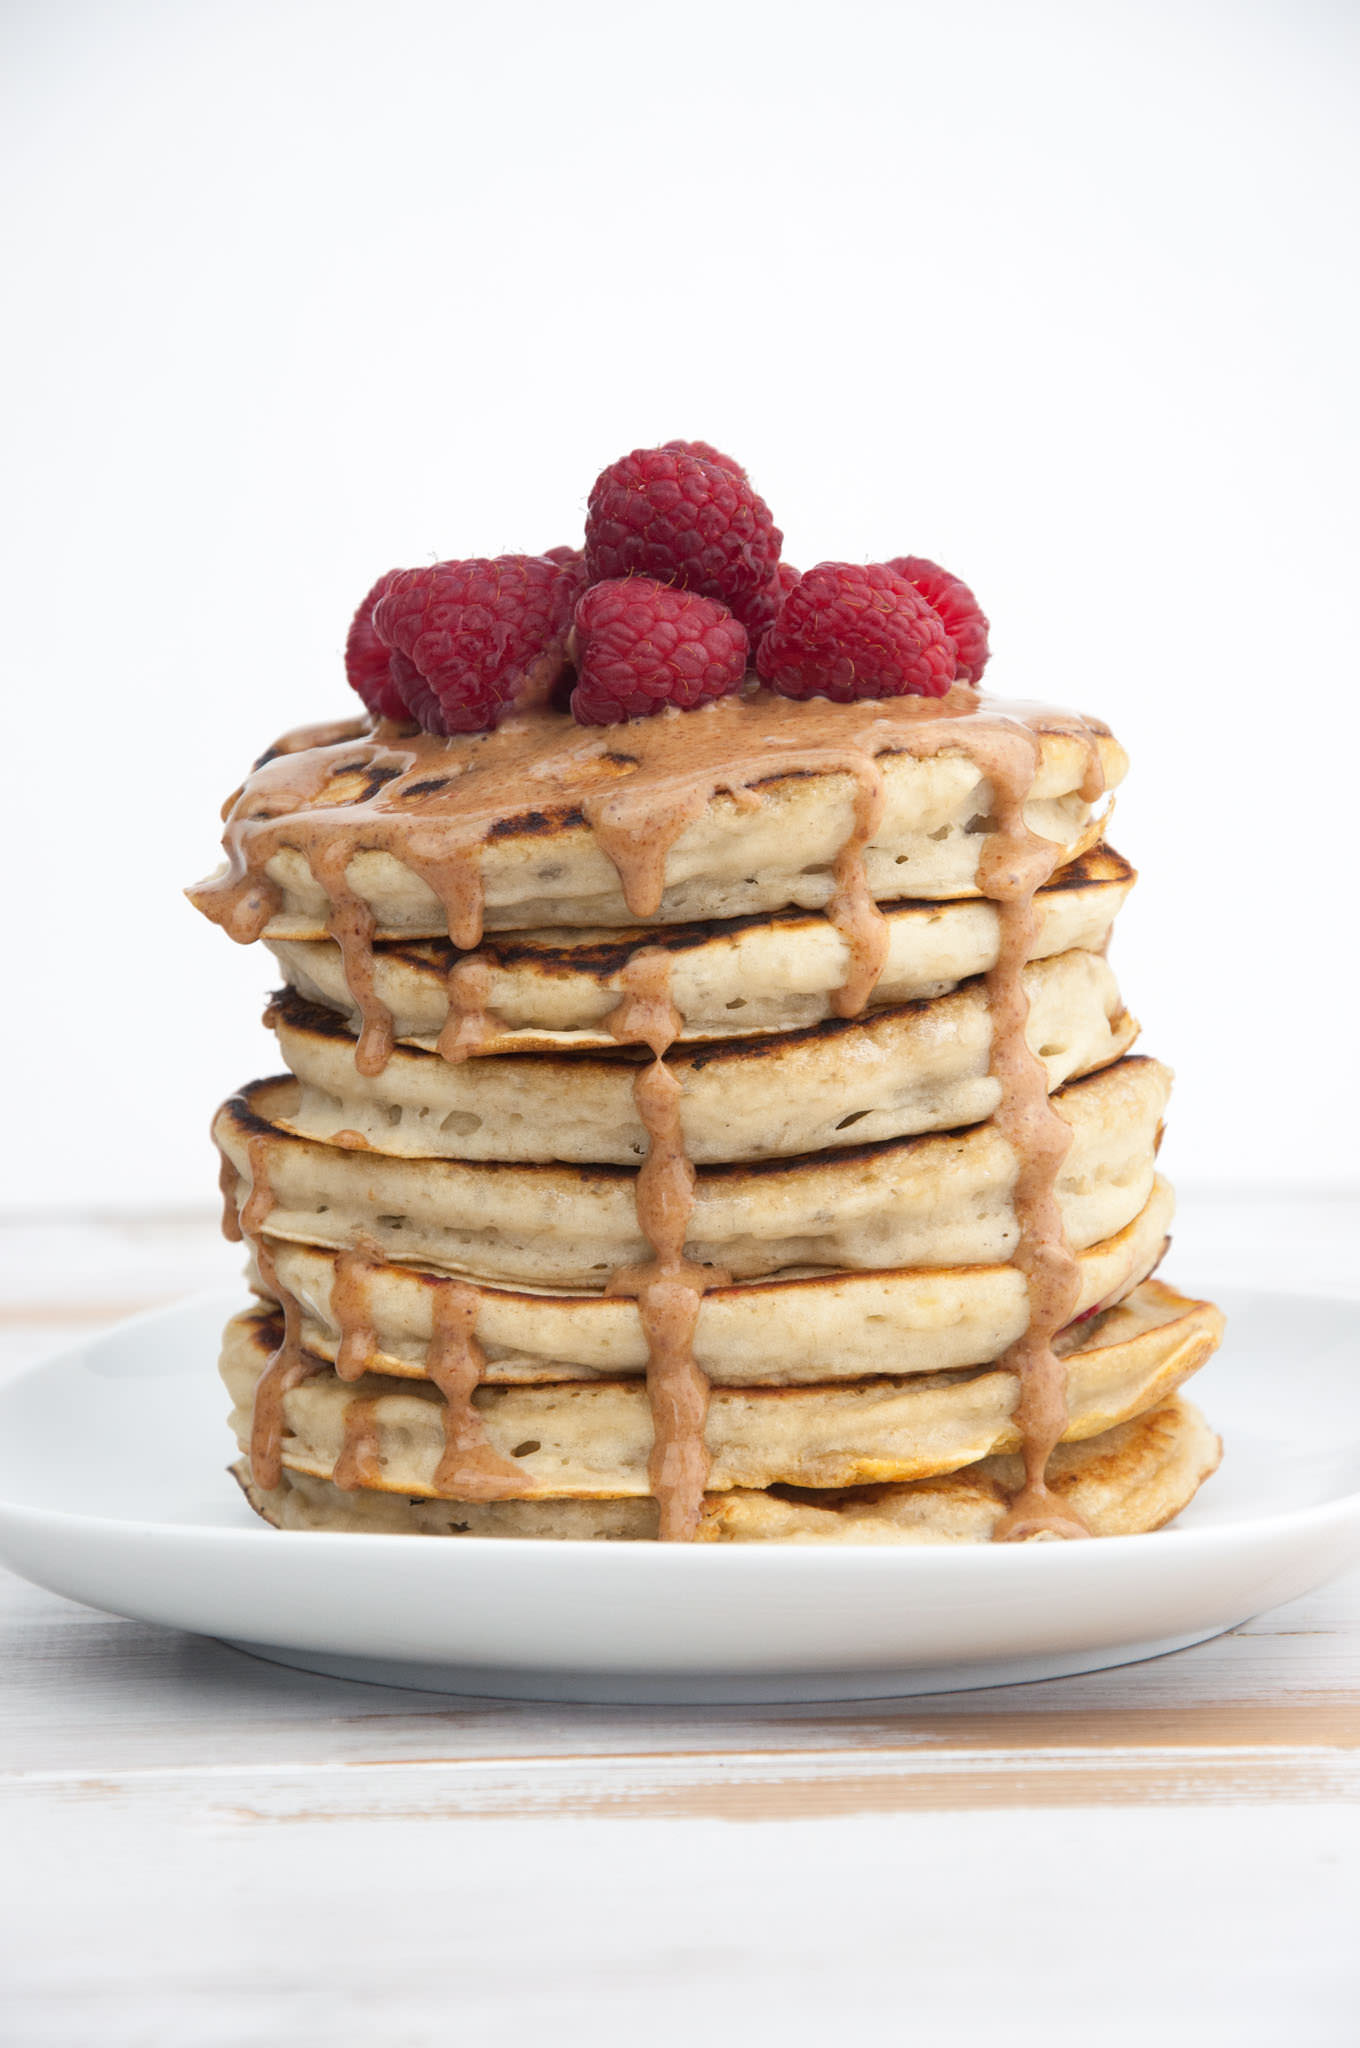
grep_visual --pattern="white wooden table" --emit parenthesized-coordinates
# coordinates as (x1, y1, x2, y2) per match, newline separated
(2, 1198, 1357, 2046)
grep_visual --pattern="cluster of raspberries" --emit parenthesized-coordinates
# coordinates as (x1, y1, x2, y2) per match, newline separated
(344, 440, 990, 732)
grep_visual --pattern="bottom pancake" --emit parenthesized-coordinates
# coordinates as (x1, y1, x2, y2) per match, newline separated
(234, 1395, 1221, 1543)
(221, 1278, 1223, 1499)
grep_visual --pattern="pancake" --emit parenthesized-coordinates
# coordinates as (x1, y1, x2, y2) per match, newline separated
(222, 1279, 1221, 1499)
(190, 701, 1125, 939)
(233, 1392, 1221, 1543)
(268, 948, 1138, 1165)
(251, 1175, 1174, 1386)
(266, 846, 1136, 1052)
(193, 669, 1221, 1552)
(215, 1056, 1170, 1286)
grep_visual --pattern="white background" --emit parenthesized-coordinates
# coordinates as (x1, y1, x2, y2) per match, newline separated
(2, 0, 1356, 1212)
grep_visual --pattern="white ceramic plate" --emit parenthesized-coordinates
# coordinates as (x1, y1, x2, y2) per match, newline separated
(0, 1286, 1357, 1703)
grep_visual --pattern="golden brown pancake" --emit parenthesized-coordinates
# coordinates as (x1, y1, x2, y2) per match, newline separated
(267, 947, 1137, 1165)
(215, 1056, 1170, 1286)
(221, 1280, 1220, 1500)
(190, 703, 1126, 938)
(234, 1392, 1221, 1544)
(265, 845, 1136, 1051)
(247, 1177, 1176, 1386)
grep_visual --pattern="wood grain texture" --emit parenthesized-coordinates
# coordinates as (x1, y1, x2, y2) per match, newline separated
(3, 1783, 1357, 2047)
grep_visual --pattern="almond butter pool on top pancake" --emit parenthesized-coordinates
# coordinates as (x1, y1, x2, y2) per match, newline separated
(190, 439, 1223, 1544)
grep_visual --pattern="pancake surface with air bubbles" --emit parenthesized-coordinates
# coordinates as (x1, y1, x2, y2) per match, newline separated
(221, 1279, 1221, 1500)
(248, 1175, 1175, 1386)
(215, 1056, 1170, 1287)
(235, 1392, 1221, 1544)
(266, 947, 1138, 1165)
(265, 845, 1136, 1051)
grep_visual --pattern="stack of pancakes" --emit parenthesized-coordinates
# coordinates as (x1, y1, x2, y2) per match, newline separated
(199, 693, 1223, 1542)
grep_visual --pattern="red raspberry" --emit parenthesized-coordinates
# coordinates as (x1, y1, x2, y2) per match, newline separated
(570, 577, 748, 725)
(741, 560, 802, 649)
(344, 571, 411, 720)
(387, 648, 444, 734)
(886, 556, 990, 683)
(662, 438, 746, 479)
(756, 562, 956, 703)
(373, 552, 587, 734)
(584, 446, 782, 635)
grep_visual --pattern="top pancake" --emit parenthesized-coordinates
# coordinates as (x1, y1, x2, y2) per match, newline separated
(188, 693, 1125, 941)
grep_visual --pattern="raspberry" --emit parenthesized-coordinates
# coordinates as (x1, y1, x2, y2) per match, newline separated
(584, 445, 782, 635)
(756, 562, 956, 703)
(344, 571, 411, 720)
(387, 648, 444, 734)
(662, 438, 746, 479)
(742, 585, 780, 647)
(742, 559, 802, 649)
(570, 577, 748, 725)
(373, 552, 587, 734)
(886, 556, 990, 683)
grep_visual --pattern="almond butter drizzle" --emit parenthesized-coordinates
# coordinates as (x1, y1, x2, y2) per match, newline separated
(197, 687, 1110, 1540)
(217, 1148, 243, 1243)
(603, 951, 729, 1541)
(827, 755, 889, 1018)
(320, 1244, 528, 1498)
(333, 1397, 384, 1490)
(437, 955, 496, 1064)
(425, 1280, 531, 1500)
(971, 723, 1105, 1540)
(233, 1134, 324, 1491)
(331, 1247, 379, 1381)
(409, 850, 486, 955)
(309, 838, 393, 1078)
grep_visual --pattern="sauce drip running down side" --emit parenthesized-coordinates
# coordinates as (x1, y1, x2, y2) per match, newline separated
(309, 839, 393, 1078)
(217, 1147, 243, 1244)
(598, 748, 898, 1542)
(320, 1245, 530, 1501)
(604, 951, 726, 1542)
(827, 755, 890, 1018)
(227, 1135, 325, 1491)
(203, 688, 1111, 1540)
(437, 955, 496, 1065)
(425, 1279, 533, 1500)
(331, 1247, 379, 1381)
(969, 723, 1106, 1540)
(333, 1398, 384, 1491)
